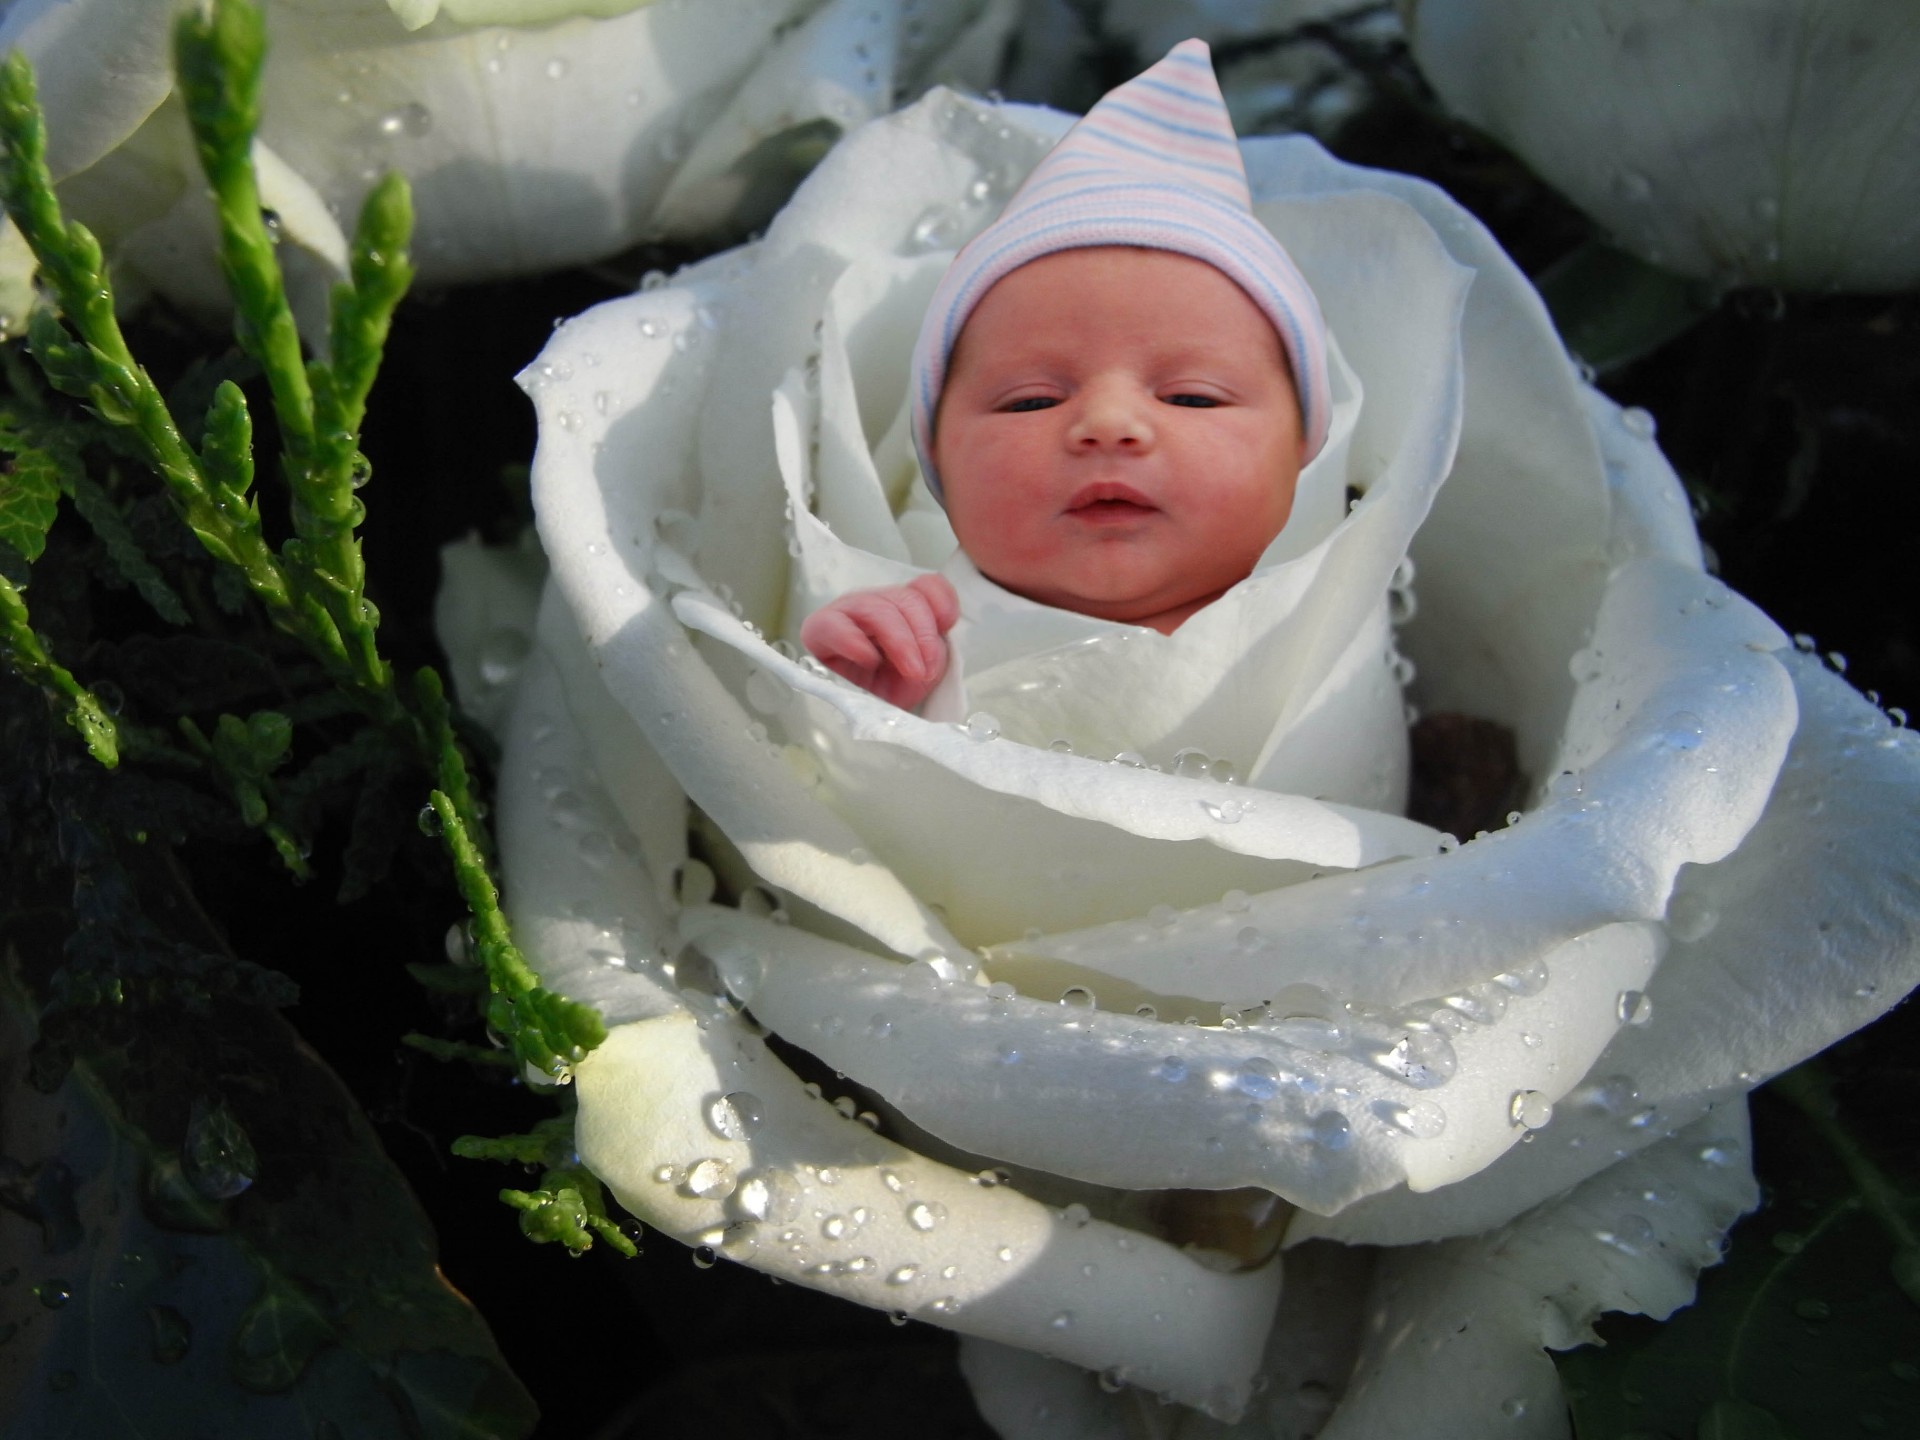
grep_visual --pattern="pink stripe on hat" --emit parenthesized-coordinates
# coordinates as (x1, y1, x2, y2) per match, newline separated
(909, 38, 1331, 503)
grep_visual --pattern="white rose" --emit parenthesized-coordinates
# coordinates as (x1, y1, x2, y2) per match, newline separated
(0, 0, 1018, 326)
(1402, 0, 1920, 291)
(439, 89, 1920, 1431)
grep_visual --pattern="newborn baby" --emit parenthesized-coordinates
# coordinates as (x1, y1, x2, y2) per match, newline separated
(803, 38, 1332, 721)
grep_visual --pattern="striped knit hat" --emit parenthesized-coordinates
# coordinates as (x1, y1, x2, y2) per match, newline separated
(909, 38, 1331, 504)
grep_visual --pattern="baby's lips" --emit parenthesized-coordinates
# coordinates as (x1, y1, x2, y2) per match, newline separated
(1064, 479, 1158, 513)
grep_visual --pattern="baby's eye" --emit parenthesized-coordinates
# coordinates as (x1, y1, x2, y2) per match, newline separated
(1002, 396, 1059, 413)
(1163, 393, 1221, 408)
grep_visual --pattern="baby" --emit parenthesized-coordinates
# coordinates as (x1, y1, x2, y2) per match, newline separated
(802, 39, 1331, 718)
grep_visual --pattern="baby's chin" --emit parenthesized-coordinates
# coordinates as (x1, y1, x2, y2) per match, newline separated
(988, 567, 1247, 635)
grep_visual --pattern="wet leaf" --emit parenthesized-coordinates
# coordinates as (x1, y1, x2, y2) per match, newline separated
(0, 976, 537, 1439)
(1558, 1081, 1920, 1440)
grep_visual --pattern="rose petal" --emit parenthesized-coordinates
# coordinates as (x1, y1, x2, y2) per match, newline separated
(572, 1010, 1284, 1419)
(1316, 1107, 1757, 1439)
(1298, 650, 1920, 1244)
(1406, 0, 1920, 290)
(0, 0, 177, 180)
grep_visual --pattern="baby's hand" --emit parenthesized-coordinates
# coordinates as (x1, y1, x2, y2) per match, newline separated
(800, 574, 960, 712)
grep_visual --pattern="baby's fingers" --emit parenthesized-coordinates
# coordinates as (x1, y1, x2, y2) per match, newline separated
(841, 593, 932, 682)
(798, 607, 884, 678)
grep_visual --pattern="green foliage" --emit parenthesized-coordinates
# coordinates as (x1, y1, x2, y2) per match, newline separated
(1558, 1064, 1920, 1439)
(0, 0, 604, 1346)
(0, 969, 538, 1439)
(500, 1171, 640, 1258)
(0, 417, 60, 562)
(0, 570, 118, 765)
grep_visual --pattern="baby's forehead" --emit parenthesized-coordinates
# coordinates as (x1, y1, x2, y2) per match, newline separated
(951, 247, 1294, 372)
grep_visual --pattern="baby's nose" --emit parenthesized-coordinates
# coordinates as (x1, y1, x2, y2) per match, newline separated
(1070, 382, 1155, 450)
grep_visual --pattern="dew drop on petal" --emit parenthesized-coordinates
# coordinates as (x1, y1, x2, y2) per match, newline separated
(1666, 888, 1719, 942)
(1311, 1112, 1351, 1150)
(1617, 990, 1653, 1026)
(684, 1158, 737, 1199)
(906, 1200, 946, 1232)
(1509, 1091, 1553, 1130)
(707, 1092, 764, 1141)
(1381, 1100, 1447, 1139)
(960, 711, 1001, 742)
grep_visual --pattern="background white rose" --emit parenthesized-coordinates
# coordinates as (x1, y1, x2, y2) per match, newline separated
(1402, 0, 1920, 291)
(437, 84, 1920, 1434)
(0, 0, 1018, 326)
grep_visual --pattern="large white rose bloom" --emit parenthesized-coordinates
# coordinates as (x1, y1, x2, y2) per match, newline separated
(1402, 0, 1920, 292)
(0, 0, 1016, 325)
(436, 90, 1920, 1434)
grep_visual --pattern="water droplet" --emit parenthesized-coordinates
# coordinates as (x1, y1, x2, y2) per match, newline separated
(1202, 798, 1247, 824)
(1059, 986, 1095, 1010)
(1049, 1310, 1074, 1331)
(744, 669, 786, 715)
(477, 628, 531, 687)
(544, 57, 570, 80)
(147, 1304, 191, 1363)
(1666, 889, 1719, 942)
(1500, 1396, 1528, 1420)
(1152, 1056, 1188, 1083)
(691, 1245, 717, 1269)
(1233, 1058, 1281, 1100)
(960, 711, 1001, 742)
(1312, 1112, 1351, 1150)
(889, 1263, 919, 1284)
(707, 1092, 763, 1141)
(183, 1100, 256, 1199)
(416, 803, 442, 836)
(906, 1200, 946, 1231)
(822, 1214, 850, 1240)
(867, 1014, 894, 1039)
(377, 101, 432, 138)
(1172, 747, 1214, 779)
(1509, 1090, 1553, 1130)
(1382, 1031, 1457, 1088)
(1381, 1099, 1447, 1139)
(684, 1158, 737, 1199)
(1617, 990, 1653, 1026)
(1061, 1202, 1091, 1228)
(1653, 711, 1705, 752)
(907, 204, 964, 252)
(35, 1280, 71, 1310)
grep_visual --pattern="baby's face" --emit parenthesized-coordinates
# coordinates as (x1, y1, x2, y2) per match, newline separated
(933, 246, 1305, 634)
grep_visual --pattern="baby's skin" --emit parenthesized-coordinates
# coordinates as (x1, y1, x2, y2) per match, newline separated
(801, 246, 1308, 710)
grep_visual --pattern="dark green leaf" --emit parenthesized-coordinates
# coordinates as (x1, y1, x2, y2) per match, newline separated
(65, 471, 191, 624)
(1536, 240, 1722, 376)
(1559, 1082, 1920, 1440)
(0, 429, 61, 562)
(0, 976, 537, 1440)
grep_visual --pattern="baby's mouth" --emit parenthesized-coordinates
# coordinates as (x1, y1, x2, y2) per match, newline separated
(1065, 482, 1158, 517)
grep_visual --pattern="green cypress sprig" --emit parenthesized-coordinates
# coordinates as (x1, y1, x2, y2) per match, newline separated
(498, 1170, 639, 1257)
(0, 569, 117, 765)
(428, 787, 607, 1080)
(2, 0, 611, 1234)
(0, 54, 293, 619)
